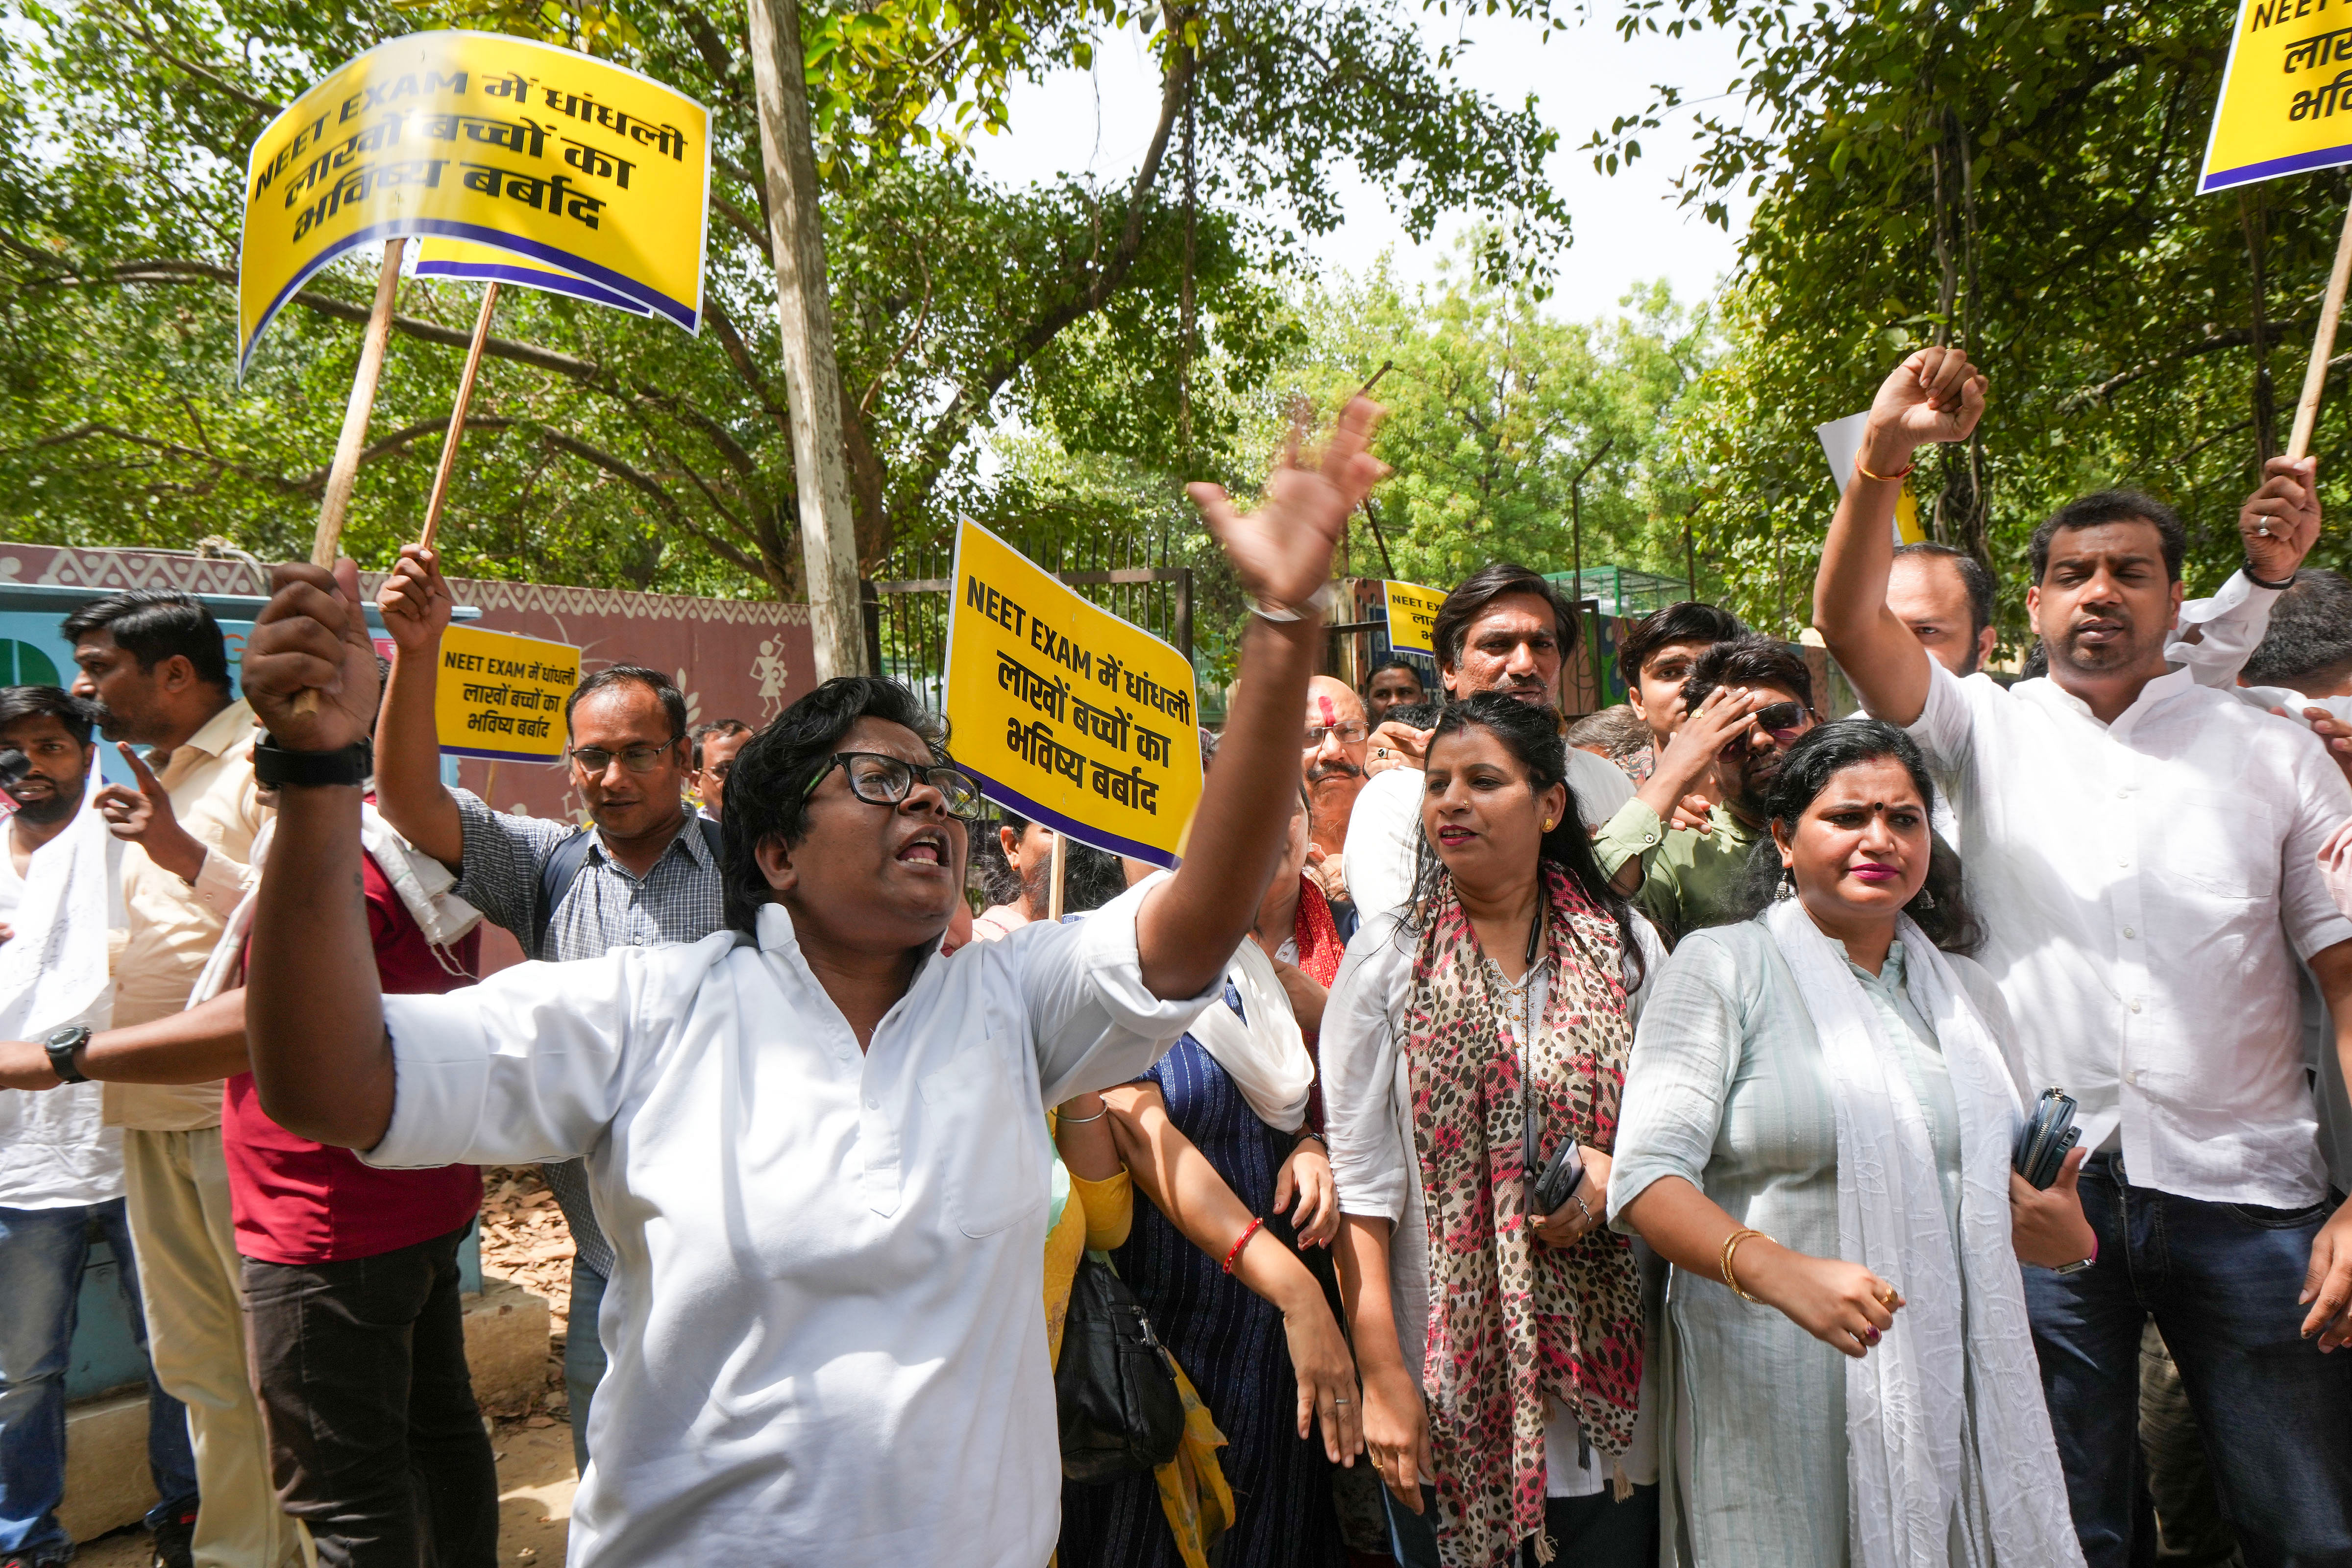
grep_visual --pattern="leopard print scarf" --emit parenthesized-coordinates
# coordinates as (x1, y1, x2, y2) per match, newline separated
(1400, 861, 1643, 1568)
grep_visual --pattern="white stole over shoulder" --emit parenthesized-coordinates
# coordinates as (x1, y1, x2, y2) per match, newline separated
(1185, 935, 1314, 1133)
(0, 769, 119, 1037)
(1763, 900, 2085, 1568)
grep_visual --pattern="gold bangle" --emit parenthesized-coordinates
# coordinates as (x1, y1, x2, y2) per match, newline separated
(1721, 1226, 1770, 1303)
(1852, 454, 1914, 485)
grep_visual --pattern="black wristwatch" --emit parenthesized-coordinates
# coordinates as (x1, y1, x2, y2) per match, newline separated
(253, 733, 372, 789)
(45, 1024, 92, 1085)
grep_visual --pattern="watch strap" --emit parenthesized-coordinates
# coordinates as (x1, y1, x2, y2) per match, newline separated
(254, 734, 373, 789)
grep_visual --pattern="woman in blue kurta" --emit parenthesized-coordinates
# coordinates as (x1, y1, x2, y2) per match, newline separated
(1060, 798, 1357, 1568)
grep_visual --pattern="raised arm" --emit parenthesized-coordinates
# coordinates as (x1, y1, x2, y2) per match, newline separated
(1812, 348, 1986, 726)
(1133, 398, 1386, 1000)
(241, 561, 395, 1149)
(372, 545, 464, 867)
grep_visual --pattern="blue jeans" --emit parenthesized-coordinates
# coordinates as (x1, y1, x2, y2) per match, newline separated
(0, 1200, 200, 1558)
(2026, 1152, 2352, 1568)
(562, 1257, 608, 1479)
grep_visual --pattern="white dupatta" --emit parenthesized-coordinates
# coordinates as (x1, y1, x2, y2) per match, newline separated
(0, 767, 119, 1037)
(1185, 934, 1315, 1133)
(1764, 899, 2084, 1568)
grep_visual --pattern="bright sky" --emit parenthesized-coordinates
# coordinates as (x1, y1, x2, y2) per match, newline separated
(965, 8, 1757, 317)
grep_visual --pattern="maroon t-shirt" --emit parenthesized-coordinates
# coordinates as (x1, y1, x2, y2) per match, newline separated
(224, 847, 484, 1266)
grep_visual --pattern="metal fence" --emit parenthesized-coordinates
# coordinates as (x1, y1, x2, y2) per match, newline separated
(862, 524, 1193, 714)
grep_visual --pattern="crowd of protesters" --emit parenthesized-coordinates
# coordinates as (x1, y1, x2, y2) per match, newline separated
(3, 360, 2352, 1568)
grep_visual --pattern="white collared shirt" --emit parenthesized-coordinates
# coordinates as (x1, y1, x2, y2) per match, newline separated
(1899, 656, 2352, 1206)
(361, 879, 1215, 1568)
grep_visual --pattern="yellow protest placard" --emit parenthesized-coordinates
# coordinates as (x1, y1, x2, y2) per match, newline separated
(238, 31, 707, 373)
(943, 521, 1205, 868)
(2200, 0, 2352, 192)
(435, 625, 581, 763)
(1383, 580, 1446, 655)
(412, 237, 652, 315)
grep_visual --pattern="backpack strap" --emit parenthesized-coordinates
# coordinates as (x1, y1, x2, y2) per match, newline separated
(532, 827, 600, 960)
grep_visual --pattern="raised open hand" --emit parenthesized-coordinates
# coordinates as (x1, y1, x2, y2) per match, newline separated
(2241, 456, 2322, 585)
(1189, 396, 1388, 614)
(1862, 347, 1987, 469)
(377, 544, 454, 654)
(245, 561, 381, 753)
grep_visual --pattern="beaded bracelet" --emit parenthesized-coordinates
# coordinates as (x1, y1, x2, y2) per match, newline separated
(1223, 1216, 1266, 1275)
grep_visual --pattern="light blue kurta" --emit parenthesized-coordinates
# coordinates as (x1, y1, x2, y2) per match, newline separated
(1609, 918, 2018, 1568)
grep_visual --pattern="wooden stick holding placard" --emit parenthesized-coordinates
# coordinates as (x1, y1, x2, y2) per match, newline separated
(292, 237, 404, 719)
(1048, 831, 1067, 923)
(310, 239, 407, 567)
(2289, 202, 2352, 462)
(418, 281, 501, 552)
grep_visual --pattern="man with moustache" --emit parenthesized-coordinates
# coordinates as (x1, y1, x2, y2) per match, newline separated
(370, 544, 724, 1479)
(66, 589, 292, 1568)
(1344, 564, 1636, 921)
(1300, 675, 1370, 911)
(0, 686, 200, 1568)
(1817, 346, 2352, 1566)
(1361, 657, 1426, 727)
(1592, 635, 1818, 943)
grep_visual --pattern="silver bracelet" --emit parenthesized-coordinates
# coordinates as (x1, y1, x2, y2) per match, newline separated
(1250, 584, 1334, 624)
(1058, 1107, 1108, 1125)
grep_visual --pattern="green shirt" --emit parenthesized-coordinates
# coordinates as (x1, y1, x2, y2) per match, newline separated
(1592, 796, 1764, 944)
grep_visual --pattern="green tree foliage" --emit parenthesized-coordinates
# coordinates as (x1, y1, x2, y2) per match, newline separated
(1591, 0, 2350, 643)
(975, 257, 1715, 696)
(0, 0, 1571, 598)
(1270, 256, 1714, 591)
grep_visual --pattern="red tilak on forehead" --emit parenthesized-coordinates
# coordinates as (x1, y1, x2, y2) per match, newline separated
(1317, 694, 1337, 725)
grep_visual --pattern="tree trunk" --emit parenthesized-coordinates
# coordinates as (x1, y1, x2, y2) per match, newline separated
(746, 0, 866, 678)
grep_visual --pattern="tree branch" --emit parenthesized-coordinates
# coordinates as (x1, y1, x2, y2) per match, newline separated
(896, 23, 1196, 507)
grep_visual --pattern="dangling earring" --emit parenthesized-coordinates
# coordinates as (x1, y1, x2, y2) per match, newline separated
(1774, 864, 1796, 901)
(1914, 886, 1937, 910)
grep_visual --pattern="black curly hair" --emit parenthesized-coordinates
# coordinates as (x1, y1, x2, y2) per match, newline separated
(719, 676, 956, 934)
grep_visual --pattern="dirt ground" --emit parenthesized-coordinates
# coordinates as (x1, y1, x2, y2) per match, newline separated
(74, 1418, 580, 1567)
(77, 1166, 585, 1567)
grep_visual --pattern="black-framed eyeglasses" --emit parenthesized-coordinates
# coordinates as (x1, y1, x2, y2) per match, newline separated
(571, 741, 679, 776)
(1303, 721, 1371, 748)
(802, 751, 984, 820)
(1754, 701, 1812, 739)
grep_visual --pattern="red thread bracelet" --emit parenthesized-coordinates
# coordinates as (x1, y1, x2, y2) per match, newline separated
(1223, 1216, 1265, 1275)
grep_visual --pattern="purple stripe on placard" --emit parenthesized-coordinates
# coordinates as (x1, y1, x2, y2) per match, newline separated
(2201, 142, 2352, 193)
(439, 744, 566, 765)
(965, 766, 1181, 871)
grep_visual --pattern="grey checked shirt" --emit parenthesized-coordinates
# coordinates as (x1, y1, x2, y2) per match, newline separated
(450, 787, 728, 1274)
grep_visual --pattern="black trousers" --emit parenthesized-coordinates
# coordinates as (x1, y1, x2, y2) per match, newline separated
(243, 1223, 500, 1568)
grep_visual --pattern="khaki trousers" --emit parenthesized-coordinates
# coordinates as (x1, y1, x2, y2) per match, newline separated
(122, 1127, 306, 1568)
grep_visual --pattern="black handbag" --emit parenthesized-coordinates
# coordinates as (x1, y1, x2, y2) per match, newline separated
(2014, 1087, 2082, 1190)
(1056, 1255, 1186, 1483)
